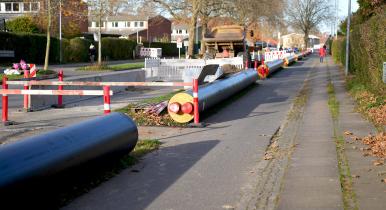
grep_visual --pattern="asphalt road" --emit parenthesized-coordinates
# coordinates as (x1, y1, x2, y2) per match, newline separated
(63, 57, 314, 210)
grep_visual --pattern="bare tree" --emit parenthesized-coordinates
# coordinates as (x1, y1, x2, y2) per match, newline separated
(87, 0, 122, 65)
(286, 0, 333, 48)
(199, 0, 223, 55)
(44, 0, 53, 70)
(152, 0, 201, 57)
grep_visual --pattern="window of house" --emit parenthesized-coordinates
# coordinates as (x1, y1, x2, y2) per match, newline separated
(112, 22, 118, 27)
(125, 22, 129, 27)
(139, 21, 144, 27)
(134, 22, 138, 27)
(23, 3, 31, 12)
(95, 21, 104, 27)
(31, 2, 39, 11)
(5, 3, 12, 11)
(13, 3, 20, 12)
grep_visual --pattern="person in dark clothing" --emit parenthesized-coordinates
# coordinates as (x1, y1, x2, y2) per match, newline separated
(89, 44, 96, 62)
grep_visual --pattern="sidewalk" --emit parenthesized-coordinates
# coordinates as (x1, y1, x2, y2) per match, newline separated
(328, 58, 386, 210)
(277, 57, 343, 209)
(278, 56, 386, 210)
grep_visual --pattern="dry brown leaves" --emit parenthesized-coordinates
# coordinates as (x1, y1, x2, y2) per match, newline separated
(352, 90, 386, 126)
(362, 132, 386, 158)
(368, 104, 386, 125)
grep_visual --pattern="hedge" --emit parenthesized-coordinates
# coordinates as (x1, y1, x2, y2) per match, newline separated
(0, 32, 139, 64)
(142, 42, 184, 56)
(101, 38, 136, 60)
(332, 7, 386, 94)
(0, 32, 59, 63)
(62, 38, 91, 63)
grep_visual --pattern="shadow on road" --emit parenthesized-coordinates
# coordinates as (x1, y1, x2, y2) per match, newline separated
(64, 139, 220, 210)
(0, 140, 220, 210)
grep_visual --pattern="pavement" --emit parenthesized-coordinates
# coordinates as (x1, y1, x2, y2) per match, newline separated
(277, 57, 343, 210)
(327, 58, 386, 210)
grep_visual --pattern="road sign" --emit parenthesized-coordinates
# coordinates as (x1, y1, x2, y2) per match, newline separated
(183, 41, 189, 47)
(177, 37, 182, 49)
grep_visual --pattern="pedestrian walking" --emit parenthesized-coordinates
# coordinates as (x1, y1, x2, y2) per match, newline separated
(89, 44, 96, 62)
(319, 45, 326, 63)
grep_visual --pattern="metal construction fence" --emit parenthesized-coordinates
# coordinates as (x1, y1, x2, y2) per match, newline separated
(144, 57, 244, 81)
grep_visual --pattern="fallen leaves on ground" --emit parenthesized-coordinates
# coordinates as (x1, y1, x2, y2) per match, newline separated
(362, 133, 386, 158)
(373, 159, 384, 166)
(351, 89, 385, 127)
(344, 131, 353, 136)
(264, 153, 273, 160)
(368, 104, 386, 125)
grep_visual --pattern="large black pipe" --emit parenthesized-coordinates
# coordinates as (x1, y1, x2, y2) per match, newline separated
(0, 112, 138, 189)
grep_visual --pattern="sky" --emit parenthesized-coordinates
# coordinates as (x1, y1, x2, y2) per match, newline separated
(321, 0, 359, 34)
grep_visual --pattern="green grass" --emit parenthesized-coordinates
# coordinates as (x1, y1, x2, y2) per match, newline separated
(141, 90, 183, 104)
(77, 62, 144, 71)
(327, 81, 358, 210)
(327, 82, 340, 120)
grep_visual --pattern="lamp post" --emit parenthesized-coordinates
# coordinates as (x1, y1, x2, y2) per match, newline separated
(345, 0, 351, 76)
(59, 0, 62, 63)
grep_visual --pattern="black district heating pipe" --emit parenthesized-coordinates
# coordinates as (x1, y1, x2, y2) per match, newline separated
(0, 112, 138, 189)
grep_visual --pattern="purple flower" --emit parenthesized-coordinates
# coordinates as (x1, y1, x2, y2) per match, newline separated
(21, 63, 28, 70)
(20, 59, 26, 65)
(13, 63, 20, 70)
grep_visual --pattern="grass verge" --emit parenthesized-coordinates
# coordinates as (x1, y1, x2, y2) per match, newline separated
(288, 79, 310, 120)
(77, 62, 144, 71)
(327, 81, 358, 210)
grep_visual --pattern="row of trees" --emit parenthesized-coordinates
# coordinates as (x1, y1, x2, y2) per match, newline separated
(9, 0, 334, 69)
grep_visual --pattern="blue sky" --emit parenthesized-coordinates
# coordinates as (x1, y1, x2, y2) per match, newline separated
(321, 0, 359, 33)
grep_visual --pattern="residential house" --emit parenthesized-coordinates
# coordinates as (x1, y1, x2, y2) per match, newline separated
(88, 15, 171, 42)
(0, 0, 40, 21)
(0, 0, 88, 34)
(281, 33, 320, 49)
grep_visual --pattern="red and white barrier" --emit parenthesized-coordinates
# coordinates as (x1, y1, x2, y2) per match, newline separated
(57, 70, 64, 108)
(6, 81, 193, 87)
(29, 64, 37, 78)
(193, 79, 199, 124)
(0, 81, 113, 124)
(23, 70, 30, 111)
(2, 77, 8, 124)
(0, 89, 112, 96)
(103, 86, 111, 115)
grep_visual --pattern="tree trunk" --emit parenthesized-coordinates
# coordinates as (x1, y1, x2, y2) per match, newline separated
(98, 5, 102, 65)
(199, 15, 208, 56)
(188, 0, 200, 58)
(44, 0, 51, 70)
(303, 31, 309, 49)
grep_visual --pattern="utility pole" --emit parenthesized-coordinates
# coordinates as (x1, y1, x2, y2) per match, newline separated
(59, 0, 62, 63)
(335, 0, 338, 39)
(345, 0, 351, 76)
